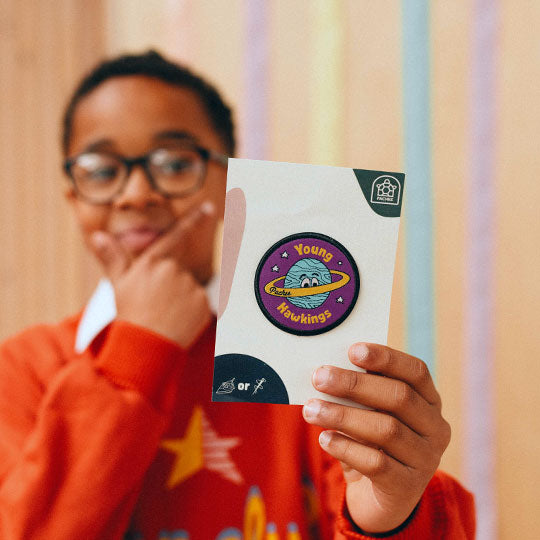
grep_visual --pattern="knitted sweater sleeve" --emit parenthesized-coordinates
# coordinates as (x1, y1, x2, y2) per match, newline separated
(0, 319, 188, 540)
(333, 470, 476, 539)
(321, 453, 476, 539)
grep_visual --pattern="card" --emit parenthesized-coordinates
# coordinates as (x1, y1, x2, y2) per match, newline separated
(213, 158, 404, 406)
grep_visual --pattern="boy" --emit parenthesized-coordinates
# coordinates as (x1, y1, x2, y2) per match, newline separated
(0, 51, 474, 539)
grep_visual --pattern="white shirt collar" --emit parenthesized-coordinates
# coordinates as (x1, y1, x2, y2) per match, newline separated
(74, 275, 220, 353)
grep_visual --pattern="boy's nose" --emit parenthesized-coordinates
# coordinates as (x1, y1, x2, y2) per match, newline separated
(114, 165, 165, 209)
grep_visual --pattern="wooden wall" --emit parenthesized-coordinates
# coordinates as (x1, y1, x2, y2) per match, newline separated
(1, 2, 539, 538)
(0, 0, 105, 337)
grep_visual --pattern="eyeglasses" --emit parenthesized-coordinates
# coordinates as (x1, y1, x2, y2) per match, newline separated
(63, 144, 228, 204)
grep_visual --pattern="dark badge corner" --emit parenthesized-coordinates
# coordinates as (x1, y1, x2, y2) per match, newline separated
(353, 169, 405, 218)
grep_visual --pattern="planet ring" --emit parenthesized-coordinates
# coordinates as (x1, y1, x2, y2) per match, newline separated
(264, 270, 350, 298)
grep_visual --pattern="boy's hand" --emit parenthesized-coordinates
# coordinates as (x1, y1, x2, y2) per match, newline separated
(302, 344, 451, 534)
(90, 202, 215, 349)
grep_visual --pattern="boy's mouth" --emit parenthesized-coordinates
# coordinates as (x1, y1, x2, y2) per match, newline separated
(115, 227, 164, 253)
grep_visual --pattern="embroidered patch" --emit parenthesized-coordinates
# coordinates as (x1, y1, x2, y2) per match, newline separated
(254, 232, 360, 336)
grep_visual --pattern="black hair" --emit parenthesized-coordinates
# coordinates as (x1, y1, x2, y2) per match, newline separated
(62, 50, 235, 156)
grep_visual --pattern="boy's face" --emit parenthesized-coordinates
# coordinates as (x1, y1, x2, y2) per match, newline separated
(65, 75, 228, 283)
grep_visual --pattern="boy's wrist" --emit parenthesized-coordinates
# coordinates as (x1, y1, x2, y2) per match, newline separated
(338, 486, 421, 539)
(346, 503, 419, 538)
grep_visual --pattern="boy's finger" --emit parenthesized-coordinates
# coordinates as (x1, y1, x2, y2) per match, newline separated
(311, 365, 441, 438)
(90, 231, 130, 281)
(348, 344, 441, 409)
(318, 430, 409, 493)
(144, 201, 216, 263)
(303, 399, 430, 469)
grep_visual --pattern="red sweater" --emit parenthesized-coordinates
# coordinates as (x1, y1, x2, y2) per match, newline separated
(0, 314, 475, 539)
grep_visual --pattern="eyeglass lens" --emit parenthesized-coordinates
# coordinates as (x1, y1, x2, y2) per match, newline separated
(70, 147, 206, 202)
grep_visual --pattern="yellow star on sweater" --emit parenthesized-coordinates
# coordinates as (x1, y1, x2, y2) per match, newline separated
(161, 405, 243, 489)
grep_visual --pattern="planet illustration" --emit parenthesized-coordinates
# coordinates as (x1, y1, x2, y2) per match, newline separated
(263, 257, 351, 309)
(284, 258, 332, 308)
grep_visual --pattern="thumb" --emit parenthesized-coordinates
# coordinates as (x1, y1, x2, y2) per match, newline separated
(89, 231, 130, 281)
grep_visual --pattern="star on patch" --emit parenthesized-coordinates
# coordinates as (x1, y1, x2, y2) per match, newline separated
(338, 261, 343, 265)
(336, 296, 344, 303)
(272, 265, 279, 272)
(161, 406, 243, 488)
(281, 251, 289, 258)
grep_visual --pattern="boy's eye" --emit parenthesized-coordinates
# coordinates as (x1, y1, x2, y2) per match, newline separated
(87, 166, 118, 181)
(151, 149, 197, 177)
(72, 154, 121, 183)
(158, 158, 192, 175)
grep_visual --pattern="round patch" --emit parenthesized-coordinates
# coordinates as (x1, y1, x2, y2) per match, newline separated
(254, 232, 360, 335)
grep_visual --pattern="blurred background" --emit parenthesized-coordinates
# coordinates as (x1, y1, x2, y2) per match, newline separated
(1, 1, 539, 539)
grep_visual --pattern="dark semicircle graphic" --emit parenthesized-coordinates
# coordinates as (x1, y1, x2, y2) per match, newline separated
(213, 353, 289, 404)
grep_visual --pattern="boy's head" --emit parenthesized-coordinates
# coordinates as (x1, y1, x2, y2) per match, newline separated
(62, 50, 235, 157)
(62, 51, 234, 283)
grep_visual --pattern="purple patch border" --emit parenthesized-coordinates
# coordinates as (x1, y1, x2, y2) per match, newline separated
(254, 232, 360, 336)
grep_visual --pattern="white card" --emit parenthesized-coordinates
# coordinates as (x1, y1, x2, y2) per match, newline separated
(213, 159, 404, 406)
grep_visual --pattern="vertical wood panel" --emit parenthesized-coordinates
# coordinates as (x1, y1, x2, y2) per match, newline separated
(0, 0, 20, 336)
(343, 1, 403, 173)
(430, 0, 472, 483)
(178, 1, 245, 154)
(309, 0, 346, 166)
(496, 1, 540, 537)
(402, 0, 436, 376)
(343, 1, 405, 351)
(105, 0, 169, 54)
(268, 1, 312, 164)
(0, 1, 105, 341)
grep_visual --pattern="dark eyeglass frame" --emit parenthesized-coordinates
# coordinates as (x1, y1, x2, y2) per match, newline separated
(63, 144, 228, 204)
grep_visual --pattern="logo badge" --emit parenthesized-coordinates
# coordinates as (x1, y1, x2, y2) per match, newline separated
(254, 232, 360, 336)
(370, 175, 401, 206)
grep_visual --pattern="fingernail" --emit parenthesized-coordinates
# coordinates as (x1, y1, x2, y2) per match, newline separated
(319, 431, 332, 447)
(351, 343, 369, 364)
(303, 400, 321, 420)
(200, 200, 215, 215)
(313, 366, 331, 388)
